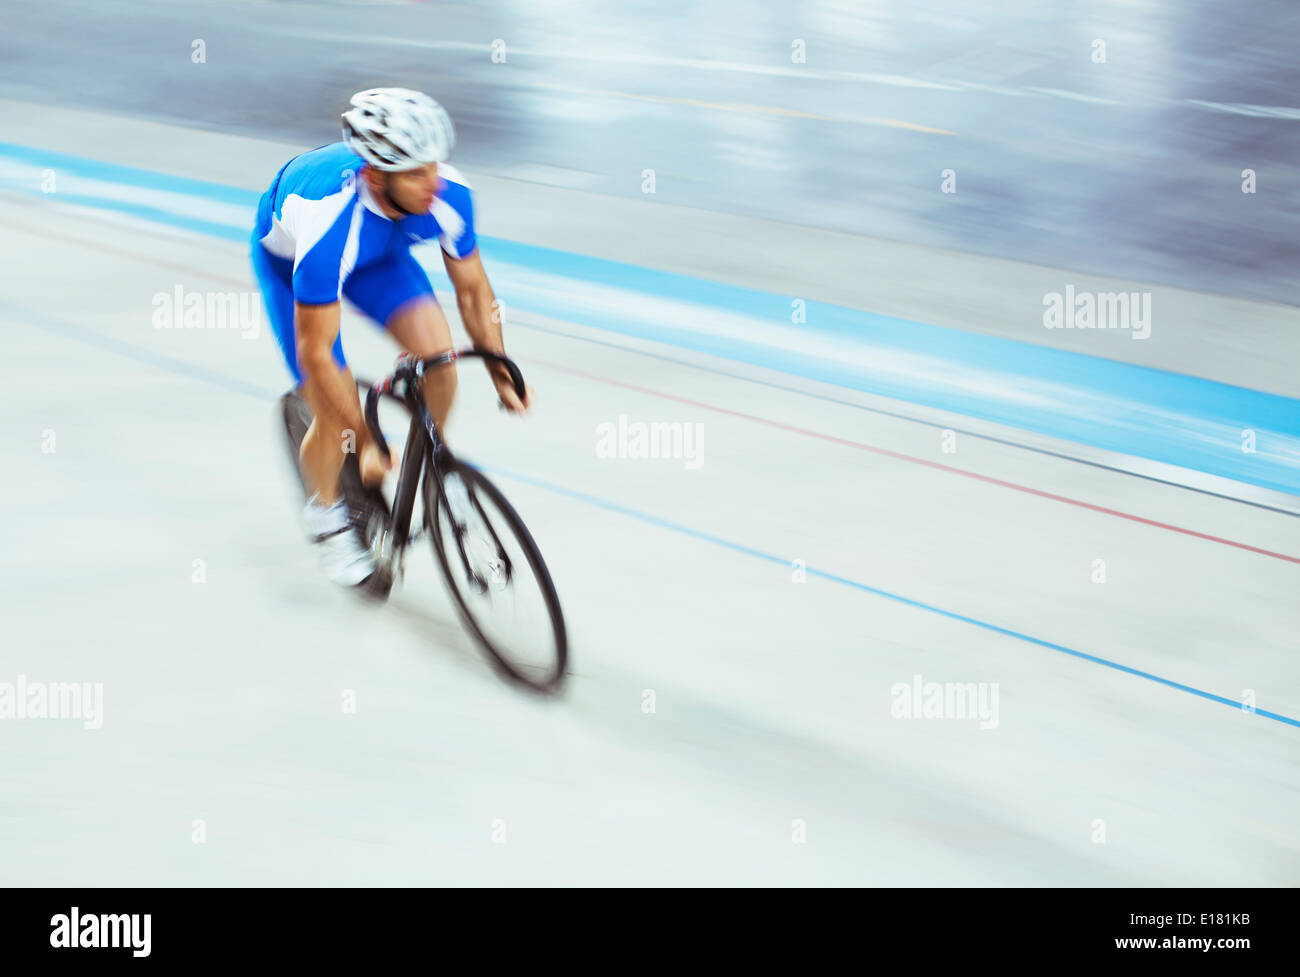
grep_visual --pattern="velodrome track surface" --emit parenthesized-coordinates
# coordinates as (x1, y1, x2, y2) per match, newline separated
(3, 107, 1298, 882)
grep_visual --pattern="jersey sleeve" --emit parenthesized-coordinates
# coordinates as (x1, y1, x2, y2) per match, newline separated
(279, 190, 361, 304)
(432, 177, 477, 259)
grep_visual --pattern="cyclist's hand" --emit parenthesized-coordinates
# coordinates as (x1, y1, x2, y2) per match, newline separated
(492, 367, 533, 414)
(359, 439, 394, 487)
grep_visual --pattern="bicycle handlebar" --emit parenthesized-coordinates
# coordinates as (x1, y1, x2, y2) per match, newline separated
(363, 348, 526, 460)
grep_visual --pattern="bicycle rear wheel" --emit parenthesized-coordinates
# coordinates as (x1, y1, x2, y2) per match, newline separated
(427, 458, 568, 691)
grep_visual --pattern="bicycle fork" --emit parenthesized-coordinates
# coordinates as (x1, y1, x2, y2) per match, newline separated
(420, 416, 514, 596)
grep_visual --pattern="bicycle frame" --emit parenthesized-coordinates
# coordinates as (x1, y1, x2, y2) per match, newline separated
(361, 349, 527, 589)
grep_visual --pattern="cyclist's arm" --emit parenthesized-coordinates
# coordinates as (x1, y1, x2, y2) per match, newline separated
(296, 300, 370, 444)
(443, 248, 501, 354)
(443, 248, 530, 411)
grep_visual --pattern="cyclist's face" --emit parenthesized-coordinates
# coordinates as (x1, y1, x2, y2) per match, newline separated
(382, 163, 439, 215)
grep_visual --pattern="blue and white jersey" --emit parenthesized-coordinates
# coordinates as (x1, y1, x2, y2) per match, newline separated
(255, 142, 476, 304)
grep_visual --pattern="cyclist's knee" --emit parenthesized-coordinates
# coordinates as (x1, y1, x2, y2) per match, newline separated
(387, 296, 452, 357)
(420, 359, 456, 395)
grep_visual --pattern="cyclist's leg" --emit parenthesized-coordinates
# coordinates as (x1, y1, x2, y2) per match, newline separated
(298, 363, 358, 506)
(252, 240, 349, 501)
(387, 298, 457, 433)
(343, 251, 457, 432)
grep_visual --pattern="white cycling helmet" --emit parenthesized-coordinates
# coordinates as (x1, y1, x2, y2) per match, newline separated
(341, 88, 455, 171)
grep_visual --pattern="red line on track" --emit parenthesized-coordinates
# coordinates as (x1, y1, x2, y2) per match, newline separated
(534, 359, 1300, 565)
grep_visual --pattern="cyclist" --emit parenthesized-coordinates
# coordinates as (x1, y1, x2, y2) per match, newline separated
(251, 88, 532, 586)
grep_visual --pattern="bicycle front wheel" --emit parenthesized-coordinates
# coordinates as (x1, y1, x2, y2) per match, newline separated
(426, 459, 568, 691)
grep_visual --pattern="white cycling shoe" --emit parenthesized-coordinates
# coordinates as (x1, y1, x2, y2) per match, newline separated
(303, 495, 376, 587)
